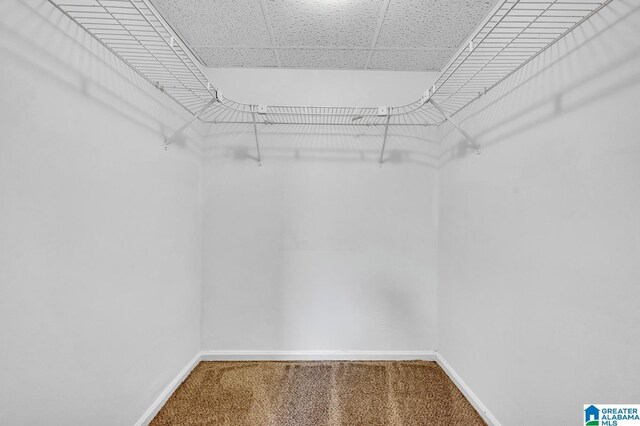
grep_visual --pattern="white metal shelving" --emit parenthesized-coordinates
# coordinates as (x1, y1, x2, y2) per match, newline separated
(48, 0, 216, 115)
(48, 0, 612, 157)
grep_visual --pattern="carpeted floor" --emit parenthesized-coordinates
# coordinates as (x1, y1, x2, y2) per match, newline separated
(150, 361, 485, 426)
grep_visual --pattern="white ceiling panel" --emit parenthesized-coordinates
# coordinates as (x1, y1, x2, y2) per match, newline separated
(152, 0, 271, 47)
(279, 48, 370, 69)
(369, 49, 455, 71)
(150, 0, 497, 71)
(377, 0, 496, 48)
(197, 48, 278, 68)
(265, 0, 382, 47)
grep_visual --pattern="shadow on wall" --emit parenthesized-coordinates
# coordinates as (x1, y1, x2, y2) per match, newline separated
(0, 0, 202, 153)
(359, 281, 429, 350)
(437, 0, 640, 166)
(203, 122, 441, 168)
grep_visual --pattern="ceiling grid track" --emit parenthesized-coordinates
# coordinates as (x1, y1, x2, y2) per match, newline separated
(364, 0, 392, 70)
(257, 0, 282, 67)
(186, 45, 470, 53)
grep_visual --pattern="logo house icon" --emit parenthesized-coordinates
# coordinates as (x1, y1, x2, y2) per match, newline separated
(585, 405, 600, 426)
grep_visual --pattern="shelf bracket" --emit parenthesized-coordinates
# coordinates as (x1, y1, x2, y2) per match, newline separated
(429, 99, 481, 154)
(252, 105, 263, 167)
(165, 97, 217, 148)
(378, 110, 391, 166)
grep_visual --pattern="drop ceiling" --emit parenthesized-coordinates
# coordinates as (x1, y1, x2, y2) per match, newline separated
(151, 0, 497, 71)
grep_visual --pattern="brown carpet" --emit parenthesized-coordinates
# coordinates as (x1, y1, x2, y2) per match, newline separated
(150, 361, 485, 426)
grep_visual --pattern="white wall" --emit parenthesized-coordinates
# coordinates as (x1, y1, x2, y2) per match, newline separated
(436, 2, 640, 424)
(4, 0, 639, 423)
(207, 67, 435, 106)
(0, 2, 203, 425)
(201, 68, 441, 352)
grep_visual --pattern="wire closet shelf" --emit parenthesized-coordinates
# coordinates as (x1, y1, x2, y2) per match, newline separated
(49, 0, 611, 128)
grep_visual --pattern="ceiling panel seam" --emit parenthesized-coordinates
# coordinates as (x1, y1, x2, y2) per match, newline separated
(258, 0, 281, 67)
(189, 45, 454, 52)
(365, 0, 392, 69)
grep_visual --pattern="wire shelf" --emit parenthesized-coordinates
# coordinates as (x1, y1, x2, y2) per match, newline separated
(49, 0, 217, 115)
(49, 0, 611, 126)
(430, 0, 613, 115)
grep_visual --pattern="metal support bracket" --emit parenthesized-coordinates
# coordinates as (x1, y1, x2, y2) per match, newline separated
(378, 110, 391, 166)
(251, 105, 263, 167)
(165, 97, 217, 149)
(429, 98, 481, 154)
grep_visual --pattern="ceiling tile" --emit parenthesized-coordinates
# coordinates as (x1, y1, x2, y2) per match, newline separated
(279, 49, 369, 69)
(376, 0, 496, 49)
(368, 49, 455, 71)
(151, 0, 271, 48)
(196, 48, 278, 68)
(265, 0, 382, 47)
(150, 0, 496, 71)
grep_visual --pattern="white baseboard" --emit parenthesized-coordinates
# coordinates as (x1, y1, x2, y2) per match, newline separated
(435, 352, 501, 426)
(134, 350, 498, 426)
(134, 352, 201, 426)
(200, 350, 436, 361)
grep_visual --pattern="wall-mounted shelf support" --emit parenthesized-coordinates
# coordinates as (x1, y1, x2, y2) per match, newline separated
(429, 99, 480, 155)
(252, 106, 263, 167)
(378, 111, 392, 166)
(165, 98, 217, 149)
